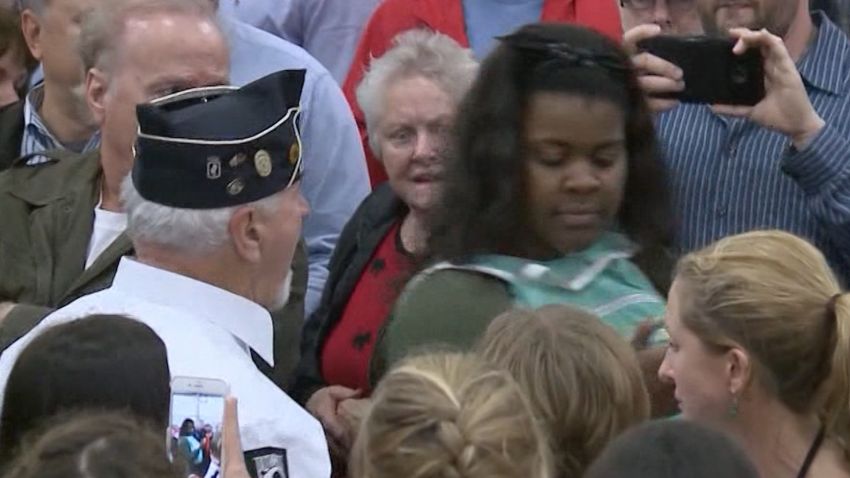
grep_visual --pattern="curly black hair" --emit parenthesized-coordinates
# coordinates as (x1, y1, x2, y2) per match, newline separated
(426, 22, 675, 292)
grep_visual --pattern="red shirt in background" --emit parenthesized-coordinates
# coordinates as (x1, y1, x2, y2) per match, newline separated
(342, 0, 624, 186)
(320, 221, 413, 393)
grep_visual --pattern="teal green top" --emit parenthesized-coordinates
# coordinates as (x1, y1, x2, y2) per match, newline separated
(372, 232, 666, 383)
(471, 232, 666, 339)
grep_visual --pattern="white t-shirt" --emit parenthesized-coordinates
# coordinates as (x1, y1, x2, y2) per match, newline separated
(85, 202, 127, 269)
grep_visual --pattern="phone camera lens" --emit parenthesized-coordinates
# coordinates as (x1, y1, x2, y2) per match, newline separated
(731, 64, 748, 85)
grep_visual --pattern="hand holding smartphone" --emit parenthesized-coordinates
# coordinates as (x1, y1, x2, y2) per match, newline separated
(636, 35, 766, 106)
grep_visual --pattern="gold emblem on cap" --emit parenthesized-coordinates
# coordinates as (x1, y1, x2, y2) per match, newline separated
(288, 142, 300, 165)
(254, 150, 273, 178)
(226, 178, 245, 196)
(229, 153, 247, 168)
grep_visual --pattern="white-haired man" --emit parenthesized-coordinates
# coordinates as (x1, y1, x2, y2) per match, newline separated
(0, 70, 331, 478)
(0, 0, 340, 389)
(216, 2, 370, 319)
(4, 0, 369, 321)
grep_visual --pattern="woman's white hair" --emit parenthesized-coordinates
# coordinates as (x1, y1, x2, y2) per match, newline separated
(355, 29, 478, 157)
(120, 174, 279, 254)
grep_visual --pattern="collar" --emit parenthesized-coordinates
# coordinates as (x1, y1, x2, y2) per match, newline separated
(797, 12, 849, 96)
(23, 83, 45, 130)
(466, 232, 637, 291)
(110, 257, 274, 365)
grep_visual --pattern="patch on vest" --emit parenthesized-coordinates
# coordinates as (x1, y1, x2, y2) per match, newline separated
(244, 448, 289, 478)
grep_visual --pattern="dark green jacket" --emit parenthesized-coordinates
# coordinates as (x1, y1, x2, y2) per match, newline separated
(0, 149, 307, 390)
(0, 100, 23, 171)
(370, 269, 512, 384)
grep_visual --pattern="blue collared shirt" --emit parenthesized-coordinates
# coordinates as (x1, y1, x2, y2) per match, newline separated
(221, 14, 371, 315)
(219, 0, 380, 84)
(656, 12, 850, 285)
(20, 84, 100, 162)
(280, 0, 381, 83)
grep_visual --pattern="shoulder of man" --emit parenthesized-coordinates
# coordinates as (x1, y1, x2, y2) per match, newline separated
(222, 15, 333, 86)
(0, 149, 101, 203)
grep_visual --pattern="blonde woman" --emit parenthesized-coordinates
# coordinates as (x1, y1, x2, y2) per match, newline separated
(659, 230, 850, 478)
(477, 305, 650, 477)
(349, 352, 553, 478)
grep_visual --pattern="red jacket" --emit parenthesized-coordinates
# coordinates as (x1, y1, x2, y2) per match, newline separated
(342, 0, 623, 185)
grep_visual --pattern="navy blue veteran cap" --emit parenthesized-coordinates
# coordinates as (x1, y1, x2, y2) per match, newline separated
(132, 69, 306, 209)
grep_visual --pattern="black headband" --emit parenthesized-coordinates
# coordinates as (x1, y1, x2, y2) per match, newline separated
(496, 32, 629, 76)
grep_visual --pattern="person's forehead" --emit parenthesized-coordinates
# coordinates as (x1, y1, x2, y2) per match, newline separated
(117, 14, 226, 67)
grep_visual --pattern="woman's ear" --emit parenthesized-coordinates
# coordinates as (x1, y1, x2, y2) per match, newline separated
(228, 206, 262, 263)
(726, 346, 752, 396)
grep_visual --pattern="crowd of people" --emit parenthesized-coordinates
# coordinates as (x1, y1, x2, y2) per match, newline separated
(0, 0, 848, 477)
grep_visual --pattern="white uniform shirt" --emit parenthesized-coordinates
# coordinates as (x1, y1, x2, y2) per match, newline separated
(0, 258, 330, 478)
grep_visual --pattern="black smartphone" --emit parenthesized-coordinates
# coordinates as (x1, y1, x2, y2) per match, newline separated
(636, 35, 765, 106)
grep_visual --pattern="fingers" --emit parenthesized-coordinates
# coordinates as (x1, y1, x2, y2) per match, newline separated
(326, 386, 362, 401)
(638, 74, 684, 96)
(631, 52, 683, 81)
(307, 388, 354, 442)
(632, 53, 683, 112)
(729, 28, 790, 64)
(321, 412, 350, 443)
(622, 23, 663, 54)
(222, 396, 250, 478)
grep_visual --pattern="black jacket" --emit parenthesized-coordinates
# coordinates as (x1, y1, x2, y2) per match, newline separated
(291, 183, 406, 403)
(0, 100, 24, 170)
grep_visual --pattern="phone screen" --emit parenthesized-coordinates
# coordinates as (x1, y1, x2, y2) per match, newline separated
(169, 392, 225, 478)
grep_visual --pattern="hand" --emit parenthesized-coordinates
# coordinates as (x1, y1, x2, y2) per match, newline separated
(623, 24, 685, 113)
(711, 28, 825, 148)
(0, 302, 15, 323)
(221, 396, 252, 478)
(337, 398, 372, 449)
(306, 386, 361, 444)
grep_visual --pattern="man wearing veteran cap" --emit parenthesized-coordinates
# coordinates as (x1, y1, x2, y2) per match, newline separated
(0, 70, 331, 478)
(0, 0, 311, 390)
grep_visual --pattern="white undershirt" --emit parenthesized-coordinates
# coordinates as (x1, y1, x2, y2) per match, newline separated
(85, 199, 127, 269)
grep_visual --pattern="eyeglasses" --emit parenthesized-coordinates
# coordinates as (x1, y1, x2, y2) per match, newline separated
(619, 0, 696, 15)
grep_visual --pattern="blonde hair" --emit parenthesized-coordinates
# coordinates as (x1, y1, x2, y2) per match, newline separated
(350, 352, 554, 478)
(675, 230, 850, 457)
(477, 305, 650, 476)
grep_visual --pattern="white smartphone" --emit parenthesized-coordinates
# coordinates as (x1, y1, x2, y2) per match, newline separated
(168, 376, 229, 478)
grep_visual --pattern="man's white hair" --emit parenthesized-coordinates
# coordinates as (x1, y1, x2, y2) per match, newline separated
(120, 175, 280, 254)
(355, 29, 478, 157)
